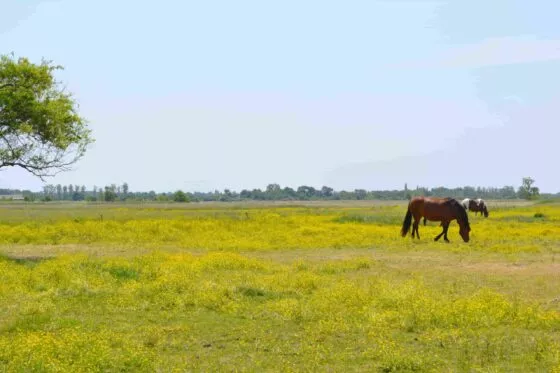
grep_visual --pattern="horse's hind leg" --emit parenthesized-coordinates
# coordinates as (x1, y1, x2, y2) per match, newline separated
(412, 219, 420, 239)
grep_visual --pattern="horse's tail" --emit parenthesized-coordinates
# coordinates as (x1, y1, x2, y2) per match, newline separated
(401, 204, 412, 237)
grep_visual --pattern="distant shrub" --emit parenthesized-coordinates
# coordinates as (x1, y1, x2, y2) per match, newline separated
(104, 190, 117, 202)
(173, 190, 189, 203)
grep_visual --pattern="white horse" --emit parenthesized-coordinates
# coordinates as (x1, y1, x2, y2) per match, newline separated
(461, 198, 489, 217)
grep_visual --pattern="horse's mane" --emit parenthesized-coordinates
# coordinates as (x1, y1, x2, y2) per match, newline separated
(448, 198, 470, 229)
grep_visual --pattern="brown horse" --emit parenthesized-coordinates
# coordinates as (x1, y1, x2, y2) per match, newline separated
(423, 197, 488, 225)
(401, 197, 471, 242)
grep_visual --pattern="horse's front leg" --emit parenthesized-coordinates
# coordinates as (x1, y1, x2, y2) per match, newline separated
(434, 221, 449, 242)
(442, 222, 450, 243)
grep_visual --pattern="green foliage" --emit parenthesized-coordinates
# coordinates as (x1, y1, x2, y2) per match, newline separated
(4, 182, 558, 203)
(519, 177, 540, 200)
(108, 265, 140, 281)
(0, 54, 93, 179)
(104, 188, 117, 202)
(122, 182, 129, 200)
(173, 190, 189, 203)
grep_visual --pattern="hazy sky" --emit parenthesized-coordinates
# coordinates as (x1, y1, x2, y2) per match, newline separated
(1, 0, 559, 193)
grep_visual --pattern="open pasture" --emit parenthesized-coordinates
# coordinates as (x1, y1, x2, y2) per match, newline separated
(1, 200, 559, 372)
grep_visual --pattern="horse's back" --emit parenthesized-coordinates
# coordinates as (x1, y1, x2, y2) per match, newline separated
(410, 196, 458, 221)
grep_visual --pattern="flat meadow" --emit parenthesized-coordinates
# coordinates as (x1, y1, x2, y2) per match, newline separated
(1, 199, 559, 372)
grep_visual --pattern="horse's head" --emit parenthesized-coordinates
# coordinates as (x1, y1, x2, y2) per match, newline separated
(476, 199, 489, 217)
(482, 204, 489, 217)
(455, 200, 471, 242)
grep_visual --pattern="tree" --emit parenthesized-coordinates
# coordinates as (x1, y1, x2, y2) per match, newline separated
(157, 194, 169, 202)
(173, 190, 189, 202)
(43, 184, 55, 199)
(0, 54, 93, 179)
(296, 186, 316, 200)
(72, 190, 84, 201)
(266, 183, 281, 193)
(354, 189, 367, 200)
(265, 183, 282, 200)
(240, 189, 251, 199)
(122, 182, 129, 198)
(320, 186, 333, 198)
(104, 186, 116, 202)
(518, 177, 540, 200)
(404, 183, 411, 200)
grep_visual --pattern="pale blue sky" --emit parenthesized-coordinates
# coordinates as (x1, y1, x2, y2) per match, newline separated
(1, 0, 559, 192)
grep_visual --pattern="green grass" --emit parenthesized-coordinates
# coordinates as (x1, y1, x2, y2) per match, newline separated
(0, 200, 559, 372)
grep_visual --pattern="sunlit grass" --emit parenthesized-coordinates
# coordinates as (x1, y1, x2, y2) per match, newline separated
(0, 203, 558, 254)
(1, 252, 559, 371)
(0, 201, 559, 371)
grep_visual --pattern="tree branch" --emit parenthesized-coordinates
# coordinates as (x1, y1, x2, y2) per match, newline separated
(0, 160, 74, 181)
(0, 82, 15, 90)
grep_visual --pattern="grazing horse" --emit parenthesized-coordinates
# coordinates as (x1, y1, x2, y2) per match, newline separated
(402, 197, 471, 243)
(461, 198, 489, 217)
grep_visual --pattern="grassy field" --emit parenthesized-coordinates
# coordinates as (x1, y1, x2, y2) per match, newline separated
(1, 200, 559, 372)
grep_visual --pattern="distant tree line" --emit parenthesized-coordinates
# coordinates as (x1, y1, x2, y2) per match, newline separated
(0, 177, 553, 203)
